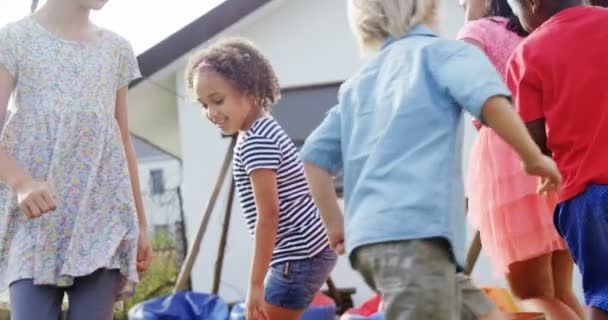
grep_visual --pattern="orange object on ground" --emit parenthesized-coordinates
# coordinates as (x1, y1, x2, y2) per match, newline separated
(481, 286, 520, 313)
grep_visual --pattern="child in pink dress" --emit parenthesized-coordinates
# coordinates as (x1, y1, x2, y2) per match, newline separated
(458, 1, 583, 319)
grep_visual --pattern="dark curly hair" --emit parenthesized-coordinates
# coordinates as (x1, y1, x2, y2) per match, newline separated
(591, 0, 608, 6)
(186, 37, 281, 111)
(484, 0, 529, 37)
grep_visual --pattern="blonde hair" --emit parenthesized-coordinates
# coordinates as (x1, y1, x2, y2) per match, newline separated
(348, 0, 437, 56)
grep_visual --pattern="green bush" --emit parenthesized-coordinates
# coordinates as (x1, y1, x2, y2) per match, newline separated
(113, 230, 179, 320)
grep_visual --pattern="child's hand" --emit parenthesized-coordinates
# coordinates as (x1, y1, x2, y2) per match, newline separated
(137, 230, 153, 272)
(522, 155, 562, 195)
(325, 214, 345, 255)
(329, 228, 345, 255)
(14, 178, 57, 219)
(246, 284, 269, 320)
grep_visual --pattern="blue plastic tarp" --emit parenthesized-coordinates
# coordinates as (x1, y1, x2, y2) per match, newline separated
(129, 291, 229, 320)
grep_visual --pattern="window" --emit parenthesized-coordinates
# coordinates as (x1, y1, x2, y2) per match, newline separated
(150, 169, 166, 195)
(273, 83, 343, 197)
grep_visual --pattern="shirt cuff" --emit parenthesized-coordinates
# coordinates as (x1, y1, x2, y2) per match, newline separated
(470, 84, 512, 125)
(300, 146, 341, 175)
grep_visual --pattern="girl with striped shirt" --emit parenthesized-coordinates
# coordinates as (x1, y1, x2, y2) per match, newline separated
(186, 38, 337, 320)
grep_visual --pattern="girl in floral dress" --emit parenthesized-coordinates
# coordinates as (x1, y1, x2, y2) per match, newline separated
(0, 0, 152, 319)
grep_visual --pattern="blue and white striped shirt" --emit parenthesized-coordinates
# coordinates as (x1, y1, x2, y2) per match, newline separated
(233, 117, 328, 266)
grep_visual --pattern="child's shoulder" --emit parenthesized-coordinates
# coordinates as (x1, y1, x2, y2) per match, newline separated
(342, 38, 480, 92)
(382, 36, 479, 69)
(0, 17, 34, 42)
(236, 118, 288, 156)
(98, 27, 134, 52)
(459, 17, 508, 33)
(511, 29, 550, 64)
(241, 118, 284, 143)
(457, 17, 509, 42)
(249, 117, 283, 135)
(424, 38, 485, 65)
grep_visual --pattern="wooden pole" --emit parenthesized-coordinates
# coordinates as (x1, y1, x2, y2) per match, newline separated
(463, 198, 482, 276)
(173, 136, 237, 292)
(464, 230, 482, 276)
(325, 276, 342, 305)
(211, 177, 236, 295)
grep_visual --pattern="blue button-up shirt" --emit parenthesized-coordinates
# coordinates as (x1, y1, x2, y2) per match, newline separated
(301, 24, 510, 266)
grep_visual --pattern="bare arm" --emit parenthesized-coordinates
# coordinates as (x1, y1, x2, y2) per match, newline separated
(481, 96, 561, 190)
(300, 105, 345, 253)
(115, 86, 152, 272)
(115, 86, 147, 230)
(482, 96, 542, 163)
(248, 169, 280, 287)
(303, 163, 344, 254)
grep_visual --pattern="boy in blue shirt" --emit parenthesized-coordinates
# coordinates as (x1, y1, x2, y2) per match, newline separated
(301, 0, 561, 318)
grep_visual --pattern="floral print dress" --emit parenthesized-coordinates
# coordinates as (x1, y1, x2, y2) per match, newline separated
(0, 16, 140, 298)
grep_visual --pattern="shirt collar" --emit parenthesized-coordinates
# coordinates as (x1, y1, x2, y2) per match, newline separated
(382, 24, 438, 49)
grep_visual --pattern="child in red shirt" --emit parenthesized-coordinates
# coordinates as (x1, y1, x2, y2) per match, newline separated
(506, 2, 608, 319)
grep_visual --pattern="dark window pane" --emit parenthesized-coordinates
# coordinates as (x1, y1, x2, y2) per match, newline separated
(150, 169, 165, 195)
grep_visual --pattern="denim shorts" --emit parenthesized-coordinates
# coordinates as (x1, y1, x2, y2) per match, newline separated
(264, 246, 337, 310)
(555, 184, 608, 311)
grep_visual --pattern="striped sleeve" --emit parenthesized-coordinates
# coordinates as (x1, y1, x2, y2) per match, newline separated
(240, 134, 282, 174)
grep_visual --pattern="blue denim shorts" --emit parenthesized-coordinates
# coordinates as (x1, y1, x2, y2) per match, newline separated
(264, 246, 337, 310)
(555, 184, 608, 311)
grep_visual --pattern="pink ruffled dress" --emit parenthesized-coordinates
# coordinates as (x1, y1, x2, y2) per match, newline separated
(458, 17, 566, 274)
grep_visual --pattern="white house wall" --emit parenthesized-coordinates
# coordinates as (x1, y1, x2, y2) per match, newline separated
(219, 0, 361, 88)
(137, 159, 183, 228)
(128, 76, 182, 158)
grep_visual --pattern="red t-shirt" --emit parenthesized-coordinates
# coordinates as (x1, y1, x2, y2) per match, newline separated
(507, 6, 608, 202)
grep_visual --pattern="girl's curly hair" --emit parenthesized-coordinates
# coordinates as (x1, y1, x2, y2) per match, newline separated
(186, 37, 281, 111)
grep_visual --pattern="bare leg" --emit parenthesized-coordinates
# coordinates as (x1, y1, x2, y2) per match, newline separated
(590, 307, 608, 320)
(264, 303, 304, 320)
(507, 253, 580, 320)
(551, 250, 584, 319)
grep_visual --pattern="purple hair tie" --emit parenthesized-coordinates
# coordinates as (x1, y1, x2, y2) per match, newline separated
(197, 60, 215, 70)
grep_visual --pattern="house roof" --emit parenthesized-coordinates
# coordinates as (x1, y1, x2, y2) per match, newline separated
(131, 0, 273, 88)
(132, 134, 180, 162)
